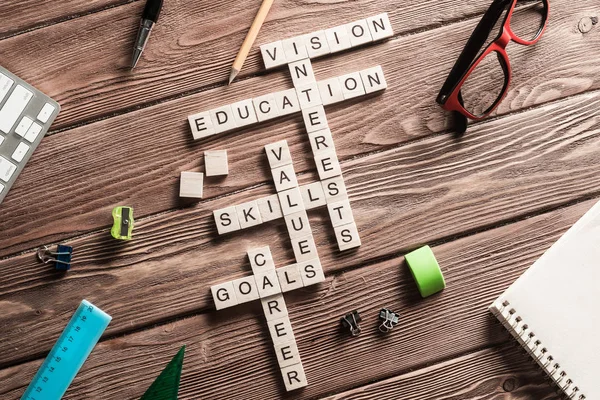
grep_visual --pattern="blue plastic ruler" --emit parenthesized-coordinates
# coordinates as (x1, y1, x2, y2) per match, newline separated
(21, 300, 112, 400)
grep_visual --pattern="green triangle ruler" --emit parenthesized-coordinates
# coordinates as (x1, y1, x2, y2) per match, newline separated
(141, 346, 185, 400)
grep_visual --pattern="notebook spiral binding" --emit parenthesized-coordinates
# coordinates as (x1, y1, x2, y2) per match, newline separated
(491, 300, 586, 400)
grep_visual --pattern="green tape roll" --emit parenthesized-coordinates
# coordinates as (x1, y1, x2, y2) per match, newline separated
(405, 245, 446, 298)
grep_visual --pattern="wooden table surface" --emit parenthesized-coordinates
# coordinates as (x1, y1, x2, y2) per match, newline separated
(0, 0, 598, 398)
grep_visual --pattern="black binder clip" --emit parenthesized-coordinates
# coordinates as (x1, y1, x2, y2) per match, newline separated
(37, 245, 73, 271)
(340, 310, 362, 337)
(378, 308, 400, 333)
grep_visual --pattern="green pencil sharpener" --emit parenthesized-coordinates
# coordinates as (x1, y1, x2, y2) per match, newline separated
(111, 206, 134, 240)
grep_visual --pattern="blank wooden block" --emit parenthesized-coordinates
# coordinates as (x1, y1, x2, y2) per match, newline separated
(334, 222, 361, 251)
(300, 182, 326, 210)
(211, 281, 239, 310)
(248, 246, 275, 272)
(298, 258, 325, 287)
(360, 66, 387, 94)
(339, 72, 366, 100)
(328, 199, 354, 227)
(231, 99, 258, 127)
(278, 187, 305, 215)
(257, 194, 284, 222)
(232, 275, 260, 304)
(291, 234, 318, 262)
(288, 59, 315, 87)
(314, 150, 342, 180)
(302, 105, 328, 133)
(367, 13, 394, 41)
(204, 150, 228, 176)
(268, 316, 296, 345)
(276, 264, 304, 292)
(296, 83, 322, 109)
(265, 140, 293, 168)
(308, 128, 335, 154)
(325, 24, 352, 53)
(213, 206, 241, 235)
(180, 171, 204, 198)
(274, 341, 301, 368)
(210, 104, 237, 134)
(236, 200, 263, 229)
(272, 164, 298, 192)
(253, 94, 280, 122)
(346, 19, 373, 47)
(281, 363, 308, 391)
(321, 175, 348, 203)
(261, 41, 287, 69)
(256, 269, 282, 298)
(284, 210, 311, 239)
(188, 111, 216, 140)
(317, 77, 344, 106)
(274, 89, 301, 116)
(282, 36, 308, 62)
(261, 293, 289, 321)
(305, 30, 330, 58)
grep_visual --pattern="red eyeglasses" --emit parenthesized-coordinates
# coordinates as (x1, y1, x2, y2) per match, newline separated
(437, 0, 549, 133)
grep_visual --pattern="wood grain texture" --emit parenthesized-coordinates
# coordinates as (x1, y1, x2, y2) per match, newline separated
(1, 0, 598, 256)
(0, 199, 592, 399)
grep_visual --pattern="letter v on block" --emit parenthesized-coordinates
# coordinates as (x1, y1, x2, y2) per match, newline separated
(265, 140, 293, 168)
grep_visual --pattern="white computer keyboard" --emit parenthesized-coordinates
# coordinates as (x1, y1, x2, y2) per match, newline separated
(0, 66, 60, 204)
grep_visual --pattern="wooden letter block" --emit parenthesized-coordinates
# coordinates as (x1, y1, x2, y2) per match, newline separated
(339, 71, 366, 100)
(295, 83, 323, 109)
(302, 105, 328, 133)
(298, 258, 325, 287)
(360, 66, 387, 94)
(284, 210, 311, 239)
(236, 200, 263, 229)
(334, 222, 361, 251)
(248, 246, 275, 272)
(257, 194, 283, 222)
(305, 30, 330, 58)
(327, 199, 354, 227)
(188, 111, 215, 140)
(211, 281, 239, 310)
(261, 294, 288, 321)
(308, 128, 335, 154)
(265, 140, 293, 168)
(231, 99, 258, 127)
(321, 175, 348, 203)
(291, 234, 318, 262)
(272, 164, 298, 192)
(300, 182, 326, 210)
(367, 13, 394, 41)
(317, 77, 344, 106)
(274, 341, 301, 368)
(288, 59, 315, 87)
(232, 275, 260, 304)
(268, 316, 296, 345)
(261, 41, 287, 69)
(210, 104, 237, 134)
(282, 36, 308, 62)
(256, 269, 282, 298)
(276, 264, 304, 292)
(281, 363, 308, 391)
(325, 24, 352, 53)
(253, 94, 280, 122)
(213, 206, 241, 235)
(274, 89, 301, 116)
(278, 187, 305, 215)
(204, 150, 228, 176)
(314, 150, 342, 180)
(179, 171, 204, 198)
(346, 19, 373, 47)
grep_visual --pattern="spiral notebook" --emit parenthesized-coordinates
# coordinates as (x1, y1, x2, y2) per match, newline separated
(490, 200, 600, 400)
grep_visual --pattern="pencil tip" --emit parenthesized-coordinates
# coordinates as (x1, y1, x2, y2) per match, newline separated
(228, 68, 239, 85)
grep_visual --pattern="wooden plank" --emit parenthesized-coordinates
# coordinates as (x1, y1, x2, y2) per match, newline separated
(0, 199, 591, 399)
(1, 0, 599, 256)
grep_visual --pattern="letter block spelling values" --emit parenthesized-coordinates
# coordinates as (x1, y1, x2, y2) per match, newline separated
(200, 12, 393, 391)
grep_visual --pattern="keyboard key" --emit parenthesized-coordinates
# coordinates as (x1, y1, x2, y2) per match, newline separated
(37, 103, 56, 124)
(11, 142, 30, 163)
(0, 72, 14, 104)
(24, 122, 42, 143)
(0, 156, 17, 182)
(15, 116, 34, 137)
(0, 85, 33, 134)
